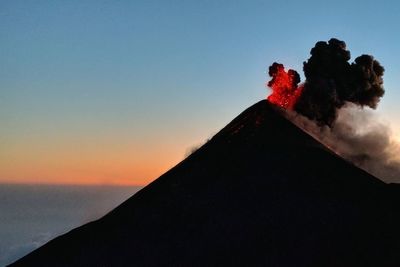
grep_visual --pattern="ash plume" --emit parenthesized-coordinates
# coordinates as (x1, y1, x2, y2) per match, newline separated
(268, 38, 385, 127)
(267, 38, 400, 182)
(296, 38, 384, 126)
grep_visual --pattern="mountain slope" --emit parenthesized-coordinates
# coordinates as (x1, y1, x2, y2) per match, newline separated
(11, 100, 400, 267)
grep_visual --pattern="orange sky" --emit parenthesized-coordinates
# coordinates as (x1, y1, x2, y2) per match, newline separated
(0, 128, 210, 186)
(3, 1, 400, 186)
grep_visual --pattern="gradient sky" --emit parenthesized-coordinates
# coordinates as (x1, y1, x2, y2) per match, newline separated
(1, 0, 400, 185)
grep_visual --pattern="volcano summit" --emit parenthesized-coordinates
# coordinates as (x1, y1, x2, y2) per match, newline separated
(11, 100, 400, 267)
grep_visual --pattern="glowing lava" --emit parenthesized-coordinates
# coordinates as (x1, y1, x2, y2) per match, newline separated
(267, 62, 303, 109)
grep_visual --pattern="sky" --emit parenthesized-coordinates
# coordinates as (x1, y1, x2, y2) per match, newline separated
(1, 0, 400, 185)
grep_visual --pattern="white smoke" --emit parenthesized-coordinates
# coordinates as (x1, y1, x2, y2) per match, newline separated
(284, 103, 400, 183)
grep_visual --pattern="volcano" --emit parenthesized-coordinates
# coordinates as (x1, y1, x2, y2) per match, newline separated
(10, 100, 400, 266)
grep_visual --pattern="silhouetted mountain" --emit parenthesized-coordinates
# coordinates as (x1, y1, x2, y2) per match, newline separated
(10, 100, 400, 266)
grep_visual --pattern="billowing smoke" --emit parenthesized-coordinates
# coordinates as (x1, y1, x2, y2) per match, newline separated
(267, 38, 400, 183)
(268, 38, 385, 126)
(296, 38, 385, 126)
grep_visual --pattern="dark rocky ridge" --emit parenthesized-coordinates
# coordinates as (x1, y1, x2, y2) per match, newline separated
(11, 100, 400, 266)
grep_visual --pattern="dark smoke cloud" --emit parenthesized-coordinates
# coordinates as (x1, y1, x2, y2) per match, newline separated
(272, 38, 385, 126)
(267, 38, 400, 182)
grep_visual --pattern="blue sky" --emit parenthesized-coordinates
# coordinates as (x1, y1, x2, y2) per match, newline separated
(1, 0, 400, 184)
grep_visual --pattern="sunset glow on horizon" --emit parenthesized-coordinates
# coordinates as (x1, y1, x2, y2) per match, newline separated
(0, 125, 210, 185)
(2, 1, 400, 185)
